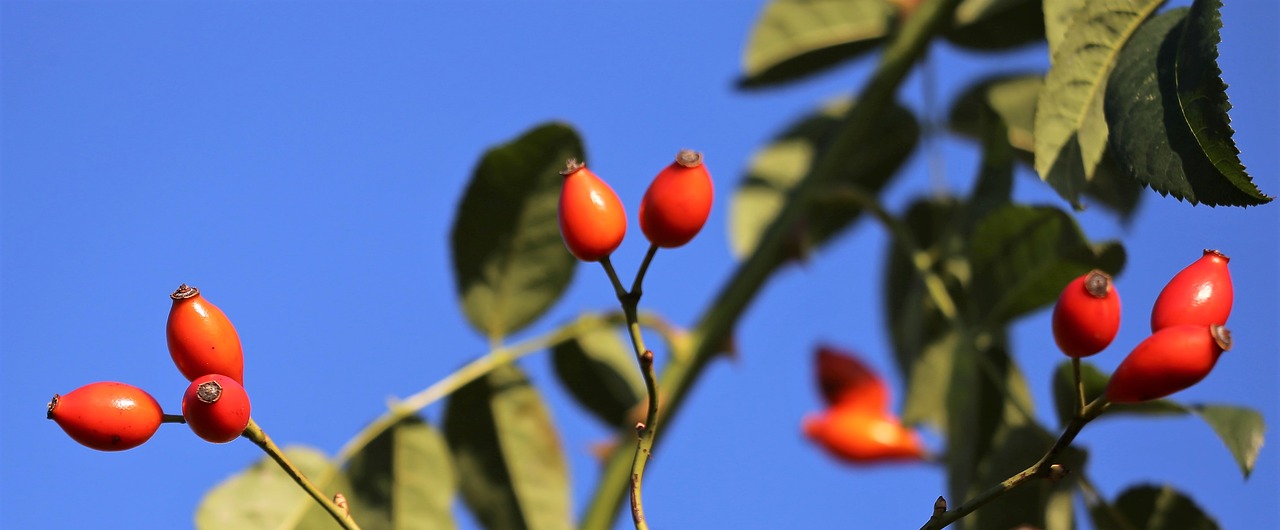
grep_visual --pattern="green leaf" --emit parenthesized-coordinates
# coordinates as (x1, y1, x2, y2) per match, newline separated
(1173, 0, 1269, 205)
(451, 122, 583, 340)
(1050, 360, 1185, 427)
(1188, 404, 1265, 479)
(444, 363, 572, 530)
(738, 0, 894, 89)
(968, 204, 1125, 327)
(551, 322, 646, 429)
(1043, 0, 1085, 58)
(1034, 0, 1163, 207)
(731, 97, 918, 259)
(196, 446, 346, 530)
(1105, 8, 1270, 206)
(962, 425, 1086, 530)
(344, 416, 458, 530)
(1091, 484, 1219, 530)
(946, 0, 1045, 50)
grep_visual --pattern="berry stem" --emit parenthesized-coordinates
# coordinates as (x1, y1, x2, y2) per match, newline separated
(161, 413, 186, 424)
(600, 255, 661, 530)
(918, 396, 1111, 530)
(1073, 357, 1086, 415)
(241, 419, 362, 530)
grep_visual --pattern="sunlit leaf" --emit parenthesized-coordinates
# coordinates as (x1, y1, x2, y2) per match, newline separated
(196, 446, 346, 530)
(451, 122, 583, 340)
(551, 322, 645, 429)
(344, 416, 458, 530)
(968, 205, 1125, 327)
(1034, 0, 1163, 207)
(1043, 0, 1085, 58)
(946, 0, 1044, 50)
(731, 97, 917, 259)
(444, 363, 572, 530)
(738, 0, 894, 89)
(1091, 484, 1219, 530)
(1188, 404, 1265, 479)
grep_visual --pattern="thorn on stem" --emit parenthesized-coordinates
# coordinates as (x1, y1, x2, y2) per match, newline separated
(333, 493, 349, 516)
(634, 422, 646, 436)
(933, 496, 947, 516)
(640, 350, 654, 369)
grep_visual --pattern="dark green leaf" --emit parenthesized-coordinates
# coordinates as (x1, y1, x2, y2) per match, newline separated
(1173, 0, 1270, 205)
(1091, 484, 1219, 530)
(344, 416, 458, 530)
(731, 98, 918, 260)
(962, 424, 1085, 530)
(1051, 360, 1185, 427)
(1034, 0, 1163, 207)
(1189, 404, 1265, 479)
(1105, 8, 1270, 206)
(196, 446, 347, 530)
(551, 322, 646, 429)
(968, 205, 1125, 327)
(946, 0, 1044, 50)
(444, 363, 571, 530)
(738, 0, 894, 89)
(451, 122, 583, 340)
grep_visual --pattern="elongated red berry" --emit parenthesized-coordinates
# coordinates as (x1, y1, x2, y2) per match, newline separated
(167, 284, 245, 385)
(47, 382, 164, 451)
(1105, 324, 1231, 403)
(803, 407, 925, 463)
(182, 374, 251, 443)
(558, 160, 627, 262)
(1151, 249, 1233, 331)
(639, 150, 714, 248)
(1052, 270, 1121, 358)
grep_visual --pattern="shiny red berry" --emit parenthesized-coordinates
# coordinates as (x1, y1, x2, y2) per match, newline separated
(167, 284, 245, 385)
(47, 382, 164, 451)
(558, 160, 627, 262)
(182, 374, 251, 443)
(639, 150, 714, 248)
(1105, 324, 1231, 403)
(1151, 249, 1233, 331)
(1052, 270, 1121, 358)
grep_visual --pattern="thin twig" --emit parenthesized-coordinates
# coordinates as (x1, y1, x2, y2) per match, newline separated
(242, 419, 362, 530)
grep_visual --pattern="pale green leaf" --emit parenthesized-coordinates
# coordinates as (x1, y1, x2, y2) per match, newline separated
(196, 446, 346, 530)
(344, 416, 458, 530)
(739, 0, 895, 88)
(451, 122, 583, 340)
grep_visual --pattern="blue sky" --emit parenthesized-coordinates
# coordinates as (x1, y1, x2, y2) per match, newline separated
(3, 1, 1277, 529)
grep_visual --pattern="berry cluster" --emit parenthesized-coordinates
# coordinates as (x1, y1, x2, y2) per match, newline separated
(557, 149, 715, 261)
(1051, 250, 1235, 403)
(47, 284, 252, 450)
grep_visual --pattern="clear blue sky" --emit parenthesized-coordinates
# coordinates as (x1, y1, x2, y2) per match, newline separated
(3, 2, 1276, 529)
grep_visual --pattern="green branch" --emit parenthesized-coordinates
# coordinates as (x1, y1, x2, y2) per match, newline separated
(579, 0, 966, 527)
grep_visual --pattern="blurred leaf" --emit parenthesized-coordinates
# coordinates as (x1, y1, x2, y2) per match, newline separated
(730, 97, 918, 259)
(444, 363, 571, 530)
(196, 446, 346, 530)
(963, 424, 1085, 530)
(551, 322, 645, 429)
(1051, 360, 1185, 427)
(946, 0, 1044, 50)
(968, 204, 1125, 327)
(344, 416, 458, 530)
(1106, 6, 1270, 206)
(1188, 404, 1265, 479)
(1034, 0, 1163, 207)
(451, 122, 583, 340)
(738, 0, 894, 89)
(1174, 0, 1270, 205)
(949, 74, 1145, 219)
(1091, 484, 1219, 530)
(902, 330, 959, 429)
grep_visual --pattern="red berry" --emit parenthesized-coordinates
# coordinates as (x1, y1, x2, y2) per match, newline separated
(182, 374, 251, 443)
(1052, 270, 1121, 358)
(815, 345, 888, 412)
(167, 284, 245, 385)
(47, 382, 163, 451)
(803, 406, 925, 464)
(639, 150, 714, 248)
(1105, 324, 1231, 403)
(1151, 249, 1233, 331)
(558, 160, 627, 262)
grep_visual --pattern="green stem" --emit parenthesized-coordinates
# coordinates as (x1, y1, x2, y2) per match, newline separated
(579, 1, 964, 527)
(919, 397, 1111, 530)
(242, 419, 361, 530)
(601, 255, 661, 530)
(1073, 357, 1086, 415)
